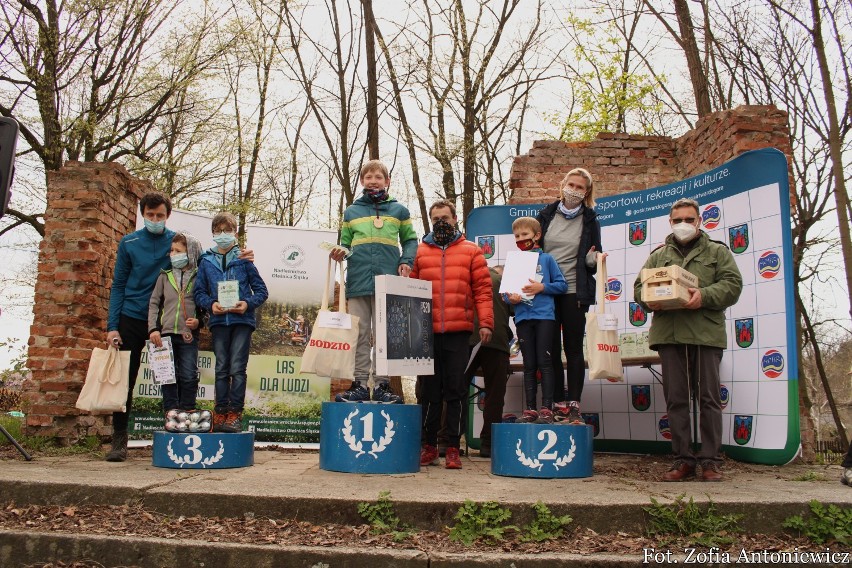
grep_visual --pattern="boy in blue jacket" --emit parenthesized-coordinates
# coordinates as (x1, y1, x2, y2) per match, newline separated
(504, 217, 567, 424)
(194, 212, 268, 432)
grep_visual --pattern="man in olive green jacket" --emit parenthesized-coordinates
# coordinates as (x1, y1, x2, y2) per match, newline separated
(633, 198, 742, 482)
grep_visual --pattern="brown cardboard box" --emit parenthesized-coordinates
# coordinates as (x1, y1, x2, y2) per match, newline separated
(641, 279, 691, 308)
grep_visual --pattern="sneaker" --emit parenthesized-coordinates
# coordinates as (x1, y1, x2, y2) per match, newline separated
(566, 401, 585, 425)
(501, 413, 518, 423)
(372, 382, 403, 404)
(842, 467, 852, 487)
(536, 408, 554, 424)
(335, 380, 370, 402)
(220, 411, 241, 433)
(420, 444, 439, 466)
(517, 409, 539, 424)
(445, 447, 462, 469)
(212, 411, 227, 433)
(552, 402, 570, 422)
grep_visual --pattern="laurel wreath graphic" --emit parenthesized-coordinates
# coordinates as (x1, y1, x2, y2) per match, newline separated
(166, 438, 225, 468)
(367, 410, 396, 459)
(342, 409, 365, 457)
(553, 435, 577, 471)
(516, 439, 543, 471)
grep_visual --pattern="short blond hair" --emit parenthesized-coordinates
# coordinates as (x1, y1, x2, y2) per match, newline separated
(359, 159, 389, 181)
(560, 167, 596, 208)
(511, 216, 541, 234)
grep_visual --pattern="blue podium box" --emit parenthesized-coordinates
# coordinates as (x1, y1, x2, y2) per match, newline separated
(319, 401, 421, 474)
(491, 423, 593, 478)
(152, 431, 254, 469)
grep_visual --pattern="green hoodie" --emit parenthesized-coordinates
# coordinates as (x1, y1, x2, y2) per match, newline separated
(633, 231, 743, 350)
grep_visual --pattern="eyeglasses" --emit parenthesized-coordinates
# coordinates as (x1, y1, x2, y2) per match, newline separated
(671, 217, 697, 224)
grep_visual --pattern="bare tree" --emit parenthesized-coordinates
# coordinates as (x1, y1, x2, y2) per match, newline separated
(280, 0, 368, 210)
(0, 0, 221, 236)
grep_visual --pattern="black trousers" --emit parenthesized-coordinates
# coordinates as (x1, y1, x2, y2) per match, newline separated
(550, 293, 589, 403)
(843, 439, 852, 468)
(419, 331, 471, 448)
(465, 345, 510, 449)
(113, 314, 148, 433)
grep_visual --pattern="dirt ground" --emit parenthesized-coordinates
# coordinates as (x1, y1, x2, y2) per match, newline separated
(3, 447, 849, 568)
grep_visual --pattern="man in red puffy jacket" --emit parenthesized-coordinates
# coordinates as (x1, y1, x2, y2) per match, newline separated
(412, 200, 494, 470)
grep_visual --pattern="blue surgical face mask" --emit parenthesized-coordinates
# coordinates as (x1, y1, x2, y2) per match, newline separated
(144, 218, 166, 235)
(213, 232, 237, 249)
(170, 253, 189, 269)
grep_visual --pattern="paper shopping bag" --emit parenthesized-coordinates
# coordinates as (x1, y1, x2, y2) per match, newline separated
(76, 346, 131, 412)
(300, 257, 360, 379)
(585, 255, 624, 381)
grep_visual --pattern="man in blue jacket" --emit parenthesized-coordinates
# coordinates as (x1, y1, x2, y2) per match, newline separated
(105, 193, 175, 461)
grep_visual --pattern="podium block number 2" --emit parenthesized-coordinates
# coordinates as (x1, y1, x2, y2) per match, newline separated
(537, 429, 558, 460)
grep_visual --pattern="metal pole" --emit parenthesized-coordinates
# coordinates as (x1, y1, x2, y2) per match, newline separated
(0, 423, 32, 461)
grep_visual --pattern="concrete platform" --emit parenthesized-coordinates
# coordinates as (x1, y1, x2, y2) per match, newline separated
(1, 448, 850, 567)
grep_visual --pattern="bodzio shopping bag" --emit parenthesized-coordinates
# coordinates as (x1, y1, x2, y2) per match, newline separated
(76, 346, 131, 412)
(585, 255, 624, 381)
(300, 257, 360, 379)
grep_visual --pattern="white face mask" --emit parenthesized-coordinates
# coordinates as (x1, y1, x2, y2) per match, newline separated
(672, 222, 698, 243)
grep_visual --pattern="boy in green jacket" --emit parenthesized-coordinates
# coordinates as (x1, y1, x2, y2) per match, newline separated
(331, 160, 418, 403)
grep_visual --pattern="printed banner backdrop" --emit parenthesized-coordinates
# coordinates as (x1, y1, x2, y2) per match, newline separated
(466, 148, 799, 465)
(130, 209, 336, 445)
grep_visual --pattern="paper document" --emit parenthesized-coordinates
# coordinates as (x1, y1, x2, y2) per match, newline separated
(465, 341, 482, 375)
(499, 250, 539, 294)
(147, 336, 176, 385)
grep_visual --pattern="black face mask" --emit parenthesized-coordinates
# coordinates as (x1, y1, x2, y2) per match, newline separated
(432, 219, 456, 246)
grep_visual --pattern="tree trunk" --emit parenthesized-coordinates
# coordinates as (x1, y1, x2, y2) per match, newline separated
(362, 0, 379, 159)
(672, 0, 713, 117)
(809, 0, 852, 325)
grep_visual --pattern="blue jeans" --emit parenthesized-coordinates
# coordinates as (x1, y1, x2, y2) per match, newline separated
(161, 333, 199, 411)
(211, 324, 253, 413)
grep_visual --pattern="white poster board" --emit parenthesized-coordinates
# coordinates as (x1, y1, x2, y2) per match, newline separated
(374, 275, 434, 376)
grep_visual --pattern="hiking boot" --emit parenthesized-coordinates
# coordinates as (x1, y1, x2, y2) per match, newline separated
(662, 460, 696, 482)
(535, 408, 554, 424)
(517, 409, 539, 424)
(420, 444, 439, 466)
(501, 413, 518, 423)
(566, 401, 585, 425)
(478, 445, 491, 458)
(220, 411, 242, 433)
(335, 380, 370, 403)
(842, 467, 852, 487)
(372, 382, 403, 404)
(105, 431, 128, 462)
(212, 411, 227, 432)
(701, 461, 723, 482)
(445, 447, 462, 469)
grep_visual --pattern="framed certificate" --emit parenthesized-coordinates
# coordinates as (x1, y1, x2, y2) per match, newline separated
(218, 280, 239, 309)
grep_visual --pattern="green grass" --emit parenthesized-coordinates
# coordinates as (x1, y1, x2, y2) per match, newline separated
(1, 414, 103, 456)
